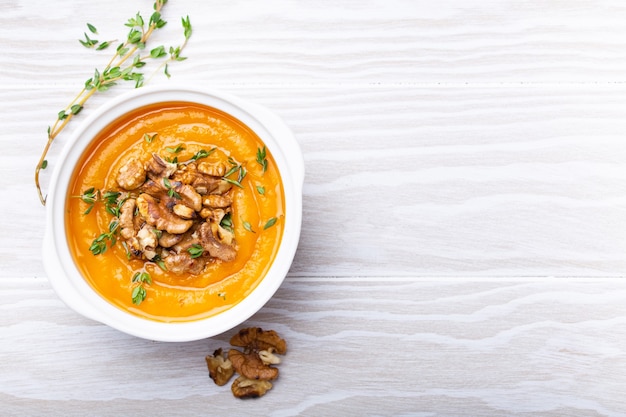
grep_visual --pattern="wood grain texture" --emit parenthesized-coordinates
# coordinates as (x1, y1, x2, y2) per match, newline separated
(2, 1, 626, 86)
(1, 0, 626, 415)
(2, 278, 626, 416)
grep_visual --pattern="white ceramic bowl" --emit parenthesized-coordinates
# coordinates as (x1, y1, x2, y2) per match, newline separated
(43, 85, 304, 342)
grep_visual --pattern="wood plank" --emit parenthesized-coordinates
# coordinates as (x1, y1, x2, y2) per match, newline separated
(2, 1, 626, 86)
(1, 277, 625, 416)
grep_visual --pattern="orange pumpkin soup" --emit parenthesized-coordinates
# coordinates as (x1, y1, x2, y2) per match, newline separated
(65, 102, 285, 322)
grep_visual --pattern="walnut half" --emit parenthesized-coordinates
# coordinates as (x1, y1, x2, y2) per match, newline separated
(230, 327, 287, 355)
(228, 349, 279, 381)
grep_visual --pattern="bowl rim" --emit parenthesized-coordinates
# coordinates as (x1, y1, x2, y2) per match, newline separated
(43, 85, 303, 342)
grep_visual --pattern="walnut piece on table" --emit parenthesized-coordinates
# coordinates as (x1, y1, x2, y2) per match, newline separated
(231, 376, 273, 399)
(205, 348, 234, 386)
(206, 327, 287, 399)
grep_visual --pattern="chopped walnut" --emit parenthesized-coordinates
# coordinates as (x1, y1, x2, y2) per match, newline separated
(197, 161, 226, 177)
(146, 153, 177, 179)
(114, 149, 238, 274)
(116, 158, 146, 190)
(206, 328, 287, 399)
(173, 203, 195, 220)
(119, 198, 137, 240)
(136, 193, 194, 235)
(231, 376, 272, 399)
(202, 194, 231, 209)
(205, 348, 235, 386)
(258, 349, 281, 365)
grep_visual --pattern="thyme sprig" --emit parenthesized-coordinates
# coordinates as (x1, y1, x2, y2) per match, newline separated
(89, 220, 120, 255)
(78, 187, 125, 216)
(163, 178, 181, 199)
(188, 147, 217, 162)
(131, 271, 152, 305)
(188, 244, 204, 259)
(222, 158, 247, 189)
(35, 0, 192, 205)
(256, 146, 268, 173)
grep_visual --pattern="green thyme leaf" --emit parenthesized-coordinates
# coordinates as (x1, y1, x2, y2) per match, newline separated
(87, 23, 98, 34)
(222, 177, 243, 188)
(182, 15, 192, 39)
(220, 212, 233, 233)
(89, 219, 119, 255)
(96, 41, 110, 51)
(150, 45, 167, 59)
(237, 166, 247, 183)
(187, 244, 204, 259)
(223, 165, 239, 178)
(256, 146, 268, 173)
(80, 187, 99, 214)
(41, 160, 48, 170)
(131, 271, 151, 305)
(132, 285, 147, 305)
(256, 186, 265, 195)
(127, 29, 142, 44)
(242, 219, 255, 233)
(89, 238, 107, 255)
(144, 133, 157, 143)
(163, 178, 181, 199)
(222, 159, 245, 188)
(189, 147, 216, 161)
(263, 217, 278, 230)
(132, 271, 151, 284)
(165, 144, 184, 153)
(79, 32, 98, 48)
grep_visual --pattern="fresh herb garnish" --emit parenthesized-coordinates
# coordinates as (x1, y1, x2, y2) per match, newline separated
(77, 188, 125, 216)
(102, 191, 124, 216)
(256, 186, 265, 195)
(188, 244, 204, 259)
(163, 178, 181, 199)
(220, 212, 234, 233)
(35, 0, 193, 205)
(256, 146, 268, 173)
(80, 187, 100, 214)
(152, 254, 167, 271)
(89, 220, 120, 255)
(165, 144, 185, 154)
(143, 133, 157, 143)
(222, 163, 246, 189)
(189, 148, 216, 162)
(263, 217, 278, 230)
(131, 271, 152, 305)
(242, 219, 255, 233)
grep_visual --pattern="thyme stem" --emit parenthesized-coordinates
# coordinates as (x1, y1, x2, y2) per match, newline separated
(35, 0, 191, 206)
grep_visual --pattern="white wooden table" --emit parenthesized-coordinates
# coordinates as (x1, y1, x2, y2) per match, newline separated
(2, 1, 626, 415)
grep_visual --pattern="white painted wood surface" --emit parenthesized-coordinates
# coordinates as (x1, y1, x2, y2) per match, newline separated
(1, 0, 626, 415)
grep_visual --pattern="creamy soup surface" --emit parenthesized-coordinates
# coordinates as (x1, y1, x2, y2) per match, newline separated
(66, 102, 285, 322)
